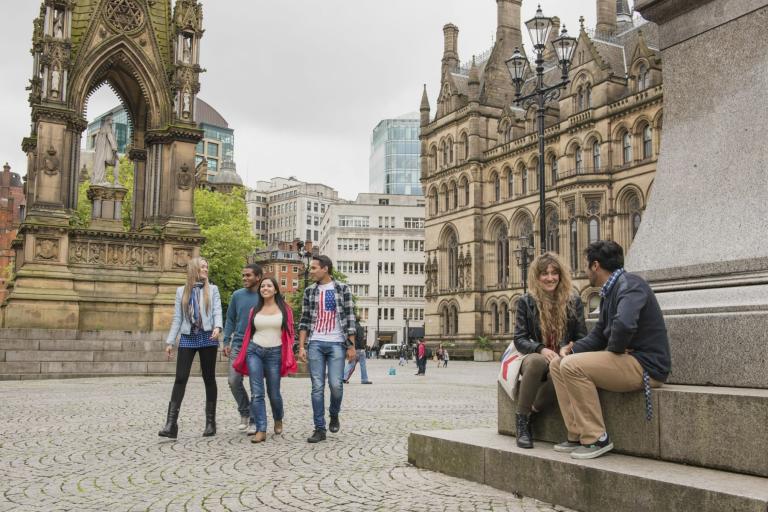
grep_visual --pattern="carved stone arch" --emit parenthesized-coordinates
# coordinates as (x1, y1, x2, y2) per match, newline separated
(616, 184, 646, 208)
(652, 110, 663, 130)
(631, 115, 654, 135)
(565, 137, 584, 156)
(583, 130, 603, 146)
(569, 70, 594, 94)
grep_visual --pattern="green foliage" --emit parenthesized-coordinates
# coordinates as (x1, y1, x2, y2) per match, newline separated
(194, 187, 262, 309)
(72, 179, 92, 228)
(475, 336, 492, 350)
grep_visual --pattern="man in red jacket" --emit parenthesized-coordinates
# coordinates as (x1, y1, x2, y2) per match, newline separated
(415, 339, 427, 376)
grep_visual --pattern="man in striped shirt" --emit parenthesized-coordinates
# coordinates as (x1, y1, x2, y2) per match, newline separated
(298, 255, 357, 443)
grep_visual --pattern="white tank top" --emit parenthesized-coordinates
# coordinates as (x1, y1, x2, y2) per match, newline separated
(252, 311, 283, 348)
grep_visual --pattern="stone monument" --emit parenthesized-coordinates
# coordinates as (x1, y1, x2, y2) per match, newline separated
(627, 0, 768, 388)
(2, 0, 207, 331)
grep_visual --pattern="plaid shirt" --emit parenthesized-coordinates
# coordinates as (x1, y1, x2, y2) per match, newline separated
(600, 268, 626, 298)
(299, 280, 356, 340)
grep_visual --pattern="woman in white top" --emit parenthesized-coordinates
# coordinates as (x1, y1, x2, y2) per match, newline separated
(243, 277, 294, 443)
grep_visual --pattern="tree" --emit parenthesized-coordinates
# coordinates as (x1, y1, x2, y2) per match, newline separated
(194, 187, 262, 309)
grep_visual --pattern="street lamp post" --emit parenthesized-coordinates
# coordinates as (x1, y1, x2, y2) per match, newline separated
(506, 5, 578, 254)
(514, 235, 536, 294)
(376, 262, 382, 348)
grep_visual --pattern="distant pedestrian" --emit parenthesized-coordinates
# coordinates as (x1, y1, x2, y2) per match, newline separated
(222, 264, 262, 435)
(442, 348, 449, 368)
(159, 257, 223, 439)
(435, 345, 443, 368)
(398, 346, 407, 366)
(415, 339, 427, 376)
(343, 320, 372, 384)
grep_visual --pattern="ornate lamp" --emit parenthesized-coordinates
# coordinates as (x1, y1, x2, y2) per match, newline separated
(506, 48, 528, 98)
(553, 25, 578, 80)
(525, 5, 554, 49)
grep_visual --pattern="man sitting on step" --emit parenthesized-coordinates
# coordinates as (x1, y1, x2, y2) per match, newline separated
(550, 240, 671, 459)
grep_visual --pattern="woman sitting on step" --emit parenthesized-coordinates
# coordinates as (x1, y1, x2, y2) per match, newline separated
(159, 257, 223, 439)
(513, 252, 586, 449)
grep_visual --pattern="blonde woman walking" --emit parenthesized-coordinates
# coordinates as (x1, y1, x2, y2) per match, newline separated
(512, 252, 586, 449)
(159, 257, 223, 439)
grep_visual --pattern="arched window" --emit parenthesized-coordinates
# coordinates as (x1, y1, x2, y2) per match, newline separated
(577, 87, 584, 111)
(586, 85, 592, 108)
(491, 303, 499, 334)
(638, 64, 648, 91)
(587, 200, 600, 243)
(448, 232, 459, 289)
(494, 173, 501, 202)
(521, 167, 528, 195)
(643, 125, 653, 159)
(461, 177, 470, 206)
(451, 182, 458, 209)
(588, 218, 600, 243)
(448, 138, 454, 164)
(442, 306, 450, 335)
(429, 188, 438, 216)
(430, 146, 438, 172)
(628, 193, 642, 240)
(531, 158, 539, 192)
(460, 132, 469, 162)
(575, 146, 583, 173)
(570, 218, 579, 271)
(592, 140, 601, 171)
(622, 131, 632, 164)
(546, 209, 560, 253)
(507, 170, 514, 199)
(495, 224, 509, 284)
(588, 294, 601, 314)
(441, 141, 448, 168)
(550, 156, 558, 185)
(442, 186, 449, 211)
(502, 303, 510, 333)
(451, 305, 459, 335)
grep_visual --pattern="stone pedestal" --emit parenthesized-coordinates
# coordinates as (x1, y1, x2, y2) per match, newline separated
(87, 184, 128, 231)
(627, 0, 768, 388)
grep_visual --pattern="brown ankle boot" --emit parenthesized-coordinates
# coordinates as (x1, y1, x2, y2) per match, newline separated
(251, 431, 266, 443)
(274, 420, 283, 435)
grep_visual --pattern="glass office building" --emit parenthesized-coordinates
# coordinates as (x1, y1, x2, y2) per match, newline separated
(369, 113, 421, 196)
(86, 98, 234, 178)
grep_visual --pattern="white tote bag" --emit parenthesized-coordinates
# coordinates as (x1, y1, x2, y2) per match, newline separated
(497, 341, 528, 401)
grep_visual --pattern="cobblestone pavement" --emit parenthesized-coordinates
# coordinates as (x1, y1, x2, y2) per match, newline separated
(0, 360, 575, 512)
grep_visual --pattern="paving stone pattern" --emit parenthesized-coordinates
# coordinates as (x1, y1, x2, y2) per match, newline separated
(0, 360, 574, 512)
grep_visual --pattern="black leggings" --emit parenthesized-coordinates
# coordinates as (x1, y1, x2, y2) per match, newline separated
(170, 346, 218, 404)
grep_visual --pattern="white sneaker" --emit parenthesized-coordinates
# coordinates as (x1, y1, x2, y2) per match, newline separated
(246, 422, 258, 436)
(237, 415, 249, 431)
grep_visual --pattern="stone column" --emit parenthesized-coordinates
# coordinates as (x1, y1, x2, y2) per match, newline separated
(628, 0, 768, 388)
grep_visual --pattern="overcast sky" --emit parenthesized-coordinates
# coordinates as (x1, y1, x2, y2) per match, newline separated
(1, 1, 626, 199)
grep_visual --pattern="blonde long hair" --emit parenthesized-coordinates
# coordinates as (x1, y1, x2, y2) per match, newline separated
(527, 252, 574, 347)
(181, 257, 211, 320)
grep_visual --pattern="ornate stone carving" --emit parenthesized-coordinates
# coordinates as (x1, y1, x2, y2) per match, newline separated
(177, 163, 193, 190)
(35, 238, 59, 261)
(42, 146, 59, 176)
(104, 0, 145, 33)
(173, 248, 192, 268)
(69, 240, 160, 269)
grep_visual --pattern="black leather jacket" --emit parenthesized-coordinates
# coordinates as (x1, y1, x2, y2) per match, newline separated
(513, 294, 587, 354)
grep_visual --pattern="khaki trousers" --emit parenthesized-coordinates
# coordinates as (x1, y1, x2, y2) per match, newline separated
(550, 352, 662, 444)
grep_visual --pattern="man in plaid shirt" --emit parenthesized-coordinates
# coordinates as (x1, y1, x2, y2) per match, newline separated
(298, 255, 357, 443)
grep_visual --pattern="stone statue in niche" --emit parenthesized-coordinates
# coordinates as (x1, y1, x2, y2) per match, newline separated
(53, 9, 64, 39)
(50, 65, 61, 98)
(92, 115, 119, 186)
(182, 92, 191, 118)
(182, 36, 192, 63)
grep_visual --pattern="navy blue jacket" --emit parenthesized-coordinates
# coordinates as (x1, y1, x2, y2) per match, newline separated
(573, 272, 671, 382)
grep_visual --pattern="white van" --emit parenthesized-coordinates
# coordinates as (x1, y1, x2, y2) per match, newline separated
(379, 344, 400, 359)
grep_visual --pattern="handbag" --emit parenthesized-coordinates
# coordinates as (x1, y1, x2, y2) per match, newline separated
(498, 341, 528, 401)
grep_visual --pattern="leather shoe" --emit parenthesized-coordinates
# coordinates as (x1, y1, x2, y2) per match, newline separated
(251, 431, 266, 443)
(329, 415, 340, 433)
(307, 429, 326, 443)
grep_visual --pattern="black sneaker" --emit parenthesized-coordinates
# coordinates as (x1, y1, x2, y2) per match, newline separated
(307, 429, 326, 443)
(329, 415, 340, 433)
(570, 433, 614, 459)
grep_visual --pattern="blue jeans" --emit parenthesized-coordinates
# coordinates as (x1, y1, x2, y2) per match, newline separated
(344, 349, 370, 382)
(308, 341, 345, 430)
(246, 344, 283, 432)
(228, 343, 252, 419)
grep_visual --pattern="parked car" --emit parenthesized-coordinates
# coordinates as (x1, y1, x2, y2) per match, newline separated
(379, 344, 399, 359)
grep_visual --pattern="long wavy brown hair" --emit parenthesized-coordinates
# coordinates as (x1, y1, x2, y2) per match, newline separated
(181, 257, 211, 321)
(527, 252, 574, 348)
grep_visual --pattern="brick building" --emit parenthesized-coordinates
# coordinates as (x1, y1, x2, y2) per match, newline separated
(0, 164, 26, 301)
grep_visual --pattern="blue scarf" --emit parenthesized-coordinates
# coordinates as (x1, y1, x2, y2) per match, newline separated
(189, 282, 205, 330)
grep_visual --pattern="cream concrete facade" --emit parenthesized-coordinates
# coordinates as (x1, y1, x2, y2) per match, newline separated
(319, 194, 426, 346)
(421, 1, 663, 350)
(246, 177, 341, 244)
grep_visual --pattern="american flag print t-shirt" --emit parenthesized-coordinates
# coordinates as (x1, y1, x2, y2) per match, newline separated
(311, 282, 344, 342)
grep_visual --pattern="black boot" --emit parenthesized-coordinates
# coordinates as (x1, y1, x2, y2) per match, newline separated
(516, 413, 533, 449)
(158, 402, 180, 439)
(202, 401, 216, 437)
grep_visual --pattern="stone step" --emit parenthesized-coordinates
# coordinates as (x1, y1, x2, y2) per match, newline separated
(0, 329, 165, 341)
(408, 428, 768, 512)
(0, 360, 230, 378)
(497, 383, 768, 478)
